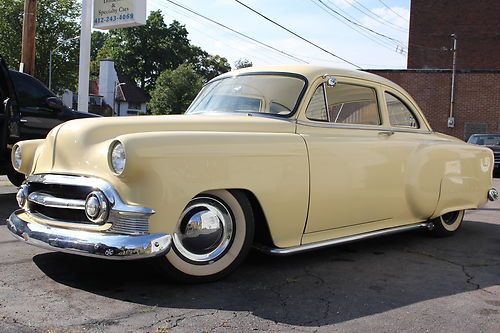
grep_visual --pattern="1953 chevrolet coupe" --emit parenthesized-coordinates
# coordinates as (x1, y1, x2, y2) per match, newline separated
(7, 65, 498, 282)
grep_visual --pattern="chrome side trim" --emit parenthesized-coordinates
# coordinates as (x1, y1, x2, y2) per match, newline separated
(28, 191, 85, 210)
(255, 222, 430, 255)
(296, 120, 434, 134)
(7, 210, 171, 260)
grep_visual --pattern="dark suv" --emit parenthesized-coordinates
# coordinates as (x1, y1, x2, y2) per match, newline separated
(468, 134, 500, 176)
(0, 57, 98, 186)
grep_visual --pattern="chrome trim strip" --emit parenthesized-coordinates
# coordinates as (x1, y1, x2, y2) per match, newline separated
(28, 191, 85, 210)
(255, 222, 430, 255)
(296, 120, 434, 134)
(6, 210, 171, 260)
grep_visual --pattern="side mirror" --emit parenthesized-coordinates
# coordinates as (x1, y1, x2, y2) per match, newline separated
(46, 97, 65, 112)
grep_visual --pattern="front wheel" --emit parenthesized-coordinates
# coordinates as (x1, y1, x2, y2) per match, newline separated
(6, 170, 25, 187)
(428, 210, 465, 237)
(154, 190, 254, 283)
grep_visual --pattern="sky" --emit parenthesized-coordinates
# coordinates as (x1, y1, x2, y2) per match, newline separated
(145, 0, 411, 70)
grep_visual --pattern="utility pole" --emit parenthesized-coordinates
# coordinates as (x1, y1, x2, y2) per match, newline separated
(448, 34, 457, 128)
(20, 0, 37, 75)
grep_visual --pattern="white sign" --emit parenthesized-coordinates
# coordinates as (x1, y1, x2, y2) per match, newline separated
(93, 0, 146, 30)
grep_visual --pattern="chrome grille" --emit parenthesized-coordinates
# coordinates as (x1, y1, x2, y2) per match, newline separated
(108, 214, 150, 235)
(24, 174, 154, 236)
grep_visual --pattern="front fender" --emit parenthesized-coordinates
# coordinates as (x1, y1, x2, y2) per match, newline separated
(109, 131, 310, 248)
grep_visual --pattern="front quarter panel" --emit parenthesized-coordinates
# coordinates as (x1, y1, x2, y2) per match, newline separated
(42, 131, 310, 249)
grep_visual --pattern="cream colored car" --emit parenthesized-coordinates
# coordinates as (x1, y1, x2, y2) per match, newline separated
(7, 65, 498, 282)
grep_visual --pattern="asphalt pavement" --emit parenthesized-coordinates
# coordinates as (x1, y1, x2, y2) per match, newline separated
(0, 177, 499, 332)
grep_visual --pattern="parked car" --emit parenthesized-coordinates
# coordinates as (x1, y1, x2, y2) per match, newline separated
(467, 134, 500, 175)
(7, 65, 498, 282)
(0, 56, 98, 186)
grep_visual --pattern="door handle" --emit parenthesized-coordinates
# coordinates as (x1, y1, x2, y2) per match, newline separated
(19, 119, 28, 123)
(378, 130, 395, 137)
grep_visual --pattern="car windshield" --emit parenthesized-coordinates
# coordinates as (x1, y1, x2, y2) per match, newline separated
(186, 74, 306, 117)
(468, 135, 500, 146)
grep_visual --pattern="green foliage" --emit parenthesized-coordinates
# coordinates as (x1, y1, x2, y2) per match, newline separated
(0, 0, 80, 93)
(97, 11, 231, 91)
(235, 58, 253, 69)
(149, 64, 203, 115)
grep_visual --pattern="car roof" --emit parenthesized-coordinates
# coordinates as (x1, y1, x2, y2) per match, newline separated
(214, 65, 402, 89)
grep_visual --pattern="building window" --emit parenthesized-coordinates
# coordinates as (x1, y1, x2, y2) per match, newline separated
(128, 102, 141, 111)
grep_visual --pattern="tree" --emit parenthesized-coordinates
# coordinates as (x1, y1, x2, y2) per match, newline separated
(191, 46, 231, 81)
(97, 11, 192, 91)
(95, 11, 231, 91)
(148, 64, 203, 115)
(235, 58, 253, 69)
(0, 0, 81, 93)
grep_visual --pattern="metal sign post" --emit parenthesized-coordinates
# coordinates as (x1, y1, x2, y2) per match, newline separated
(77, 0, 92, 113)
(77, 0, 146, 113)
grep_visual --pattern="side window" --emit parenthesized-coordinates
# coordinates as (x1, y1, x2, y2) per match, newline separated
(326, 83, 380, 125)
(385, 92, 418, 128)
(306, 83, 380, 125)
(305, 84, 328, 121)
(11, 72, 53, 108)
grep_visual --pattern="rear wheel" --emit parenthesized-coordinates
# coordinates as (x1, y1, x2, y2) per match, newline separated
(154, 190, 254, 283)
(428, 210, 465, 237)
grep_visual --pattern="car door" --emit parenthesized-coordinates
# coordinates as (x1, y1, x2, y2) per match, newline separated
(0, 57, 17, 154)
(297, 77, 414, 239)
(9, 71, 64, 140)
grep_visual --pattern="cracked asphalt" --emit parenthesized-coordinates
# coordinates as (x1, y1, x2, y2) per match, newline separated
(0, 177, 499, 332)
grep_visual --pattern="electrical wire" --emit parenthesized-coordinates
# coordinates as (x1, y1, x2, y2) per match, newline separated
(311, 0, 407, 55)
(316, 0, 407, 50)
(161, 0, 308, 64)
(233, 0, 361, 68)
(377, 0, 409, 22)
(346, 0, 408, 32)
(151, 2, 282, 65)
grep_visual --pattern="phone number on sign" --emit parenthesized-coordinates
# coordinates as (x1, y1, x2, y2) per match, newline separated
(94, 13, 134, 24)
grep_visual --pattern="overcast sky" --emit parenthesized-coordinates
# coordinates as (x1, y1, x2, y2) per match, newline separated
(146, 0, 411, 70)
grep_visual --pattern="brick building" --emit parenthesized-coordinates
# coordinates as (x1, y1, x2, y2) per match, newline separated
(367, 0, 499, 140)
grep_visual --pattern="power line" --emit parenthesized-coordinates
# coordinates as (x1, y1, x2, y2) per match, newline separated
(346, 0, 408, 32)
(377, 0, 409, 22)
(233, 0, 361, 68)
(162, 0, 308, 64)
(152, 2, 282, 65)
(311, 0, 407, 55)
(316, 0, 407, 50)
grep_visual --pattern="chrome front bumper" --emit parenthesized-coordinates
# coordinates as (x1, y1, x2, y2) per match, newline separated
(7, 210, 172, 260)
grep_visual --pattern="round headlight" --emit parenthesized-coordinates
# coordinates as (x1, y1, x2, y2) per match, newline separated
(13, 146, 22, 170)
(85, 191, 109, 224)
(110, 141, 126, 175)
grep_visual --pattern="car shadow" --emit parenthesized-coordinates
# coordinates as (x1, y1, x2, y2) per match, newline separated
(33, 220, 500, 326)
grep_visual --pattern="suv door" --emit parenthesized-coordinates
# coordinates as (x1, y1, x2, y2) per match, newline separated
(0, 57, 17, 155)
(9, 70, 64, 140)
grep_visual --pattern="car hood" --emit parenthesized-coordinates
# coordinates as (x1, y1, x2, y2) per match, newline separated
(32, 114, 296, 174)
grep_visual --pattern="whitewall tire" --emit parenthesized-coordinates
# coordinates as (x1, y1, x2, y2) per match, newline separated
(155, 190, 254, 283)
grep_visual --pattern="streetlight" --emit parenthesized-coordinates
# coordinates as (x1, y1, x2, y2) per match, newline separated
(114, 82, 126, 116)
(49, 36, 79, 91)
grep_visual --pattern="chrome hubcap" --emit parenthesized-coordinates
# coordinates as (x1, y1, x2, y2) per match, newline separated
(173, 197, 234, 264)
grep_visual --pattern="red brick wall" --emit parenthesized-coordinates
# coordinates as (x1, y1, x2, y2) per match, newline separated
(367, 70, 500, 140)
(408, 0, 500, 70)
